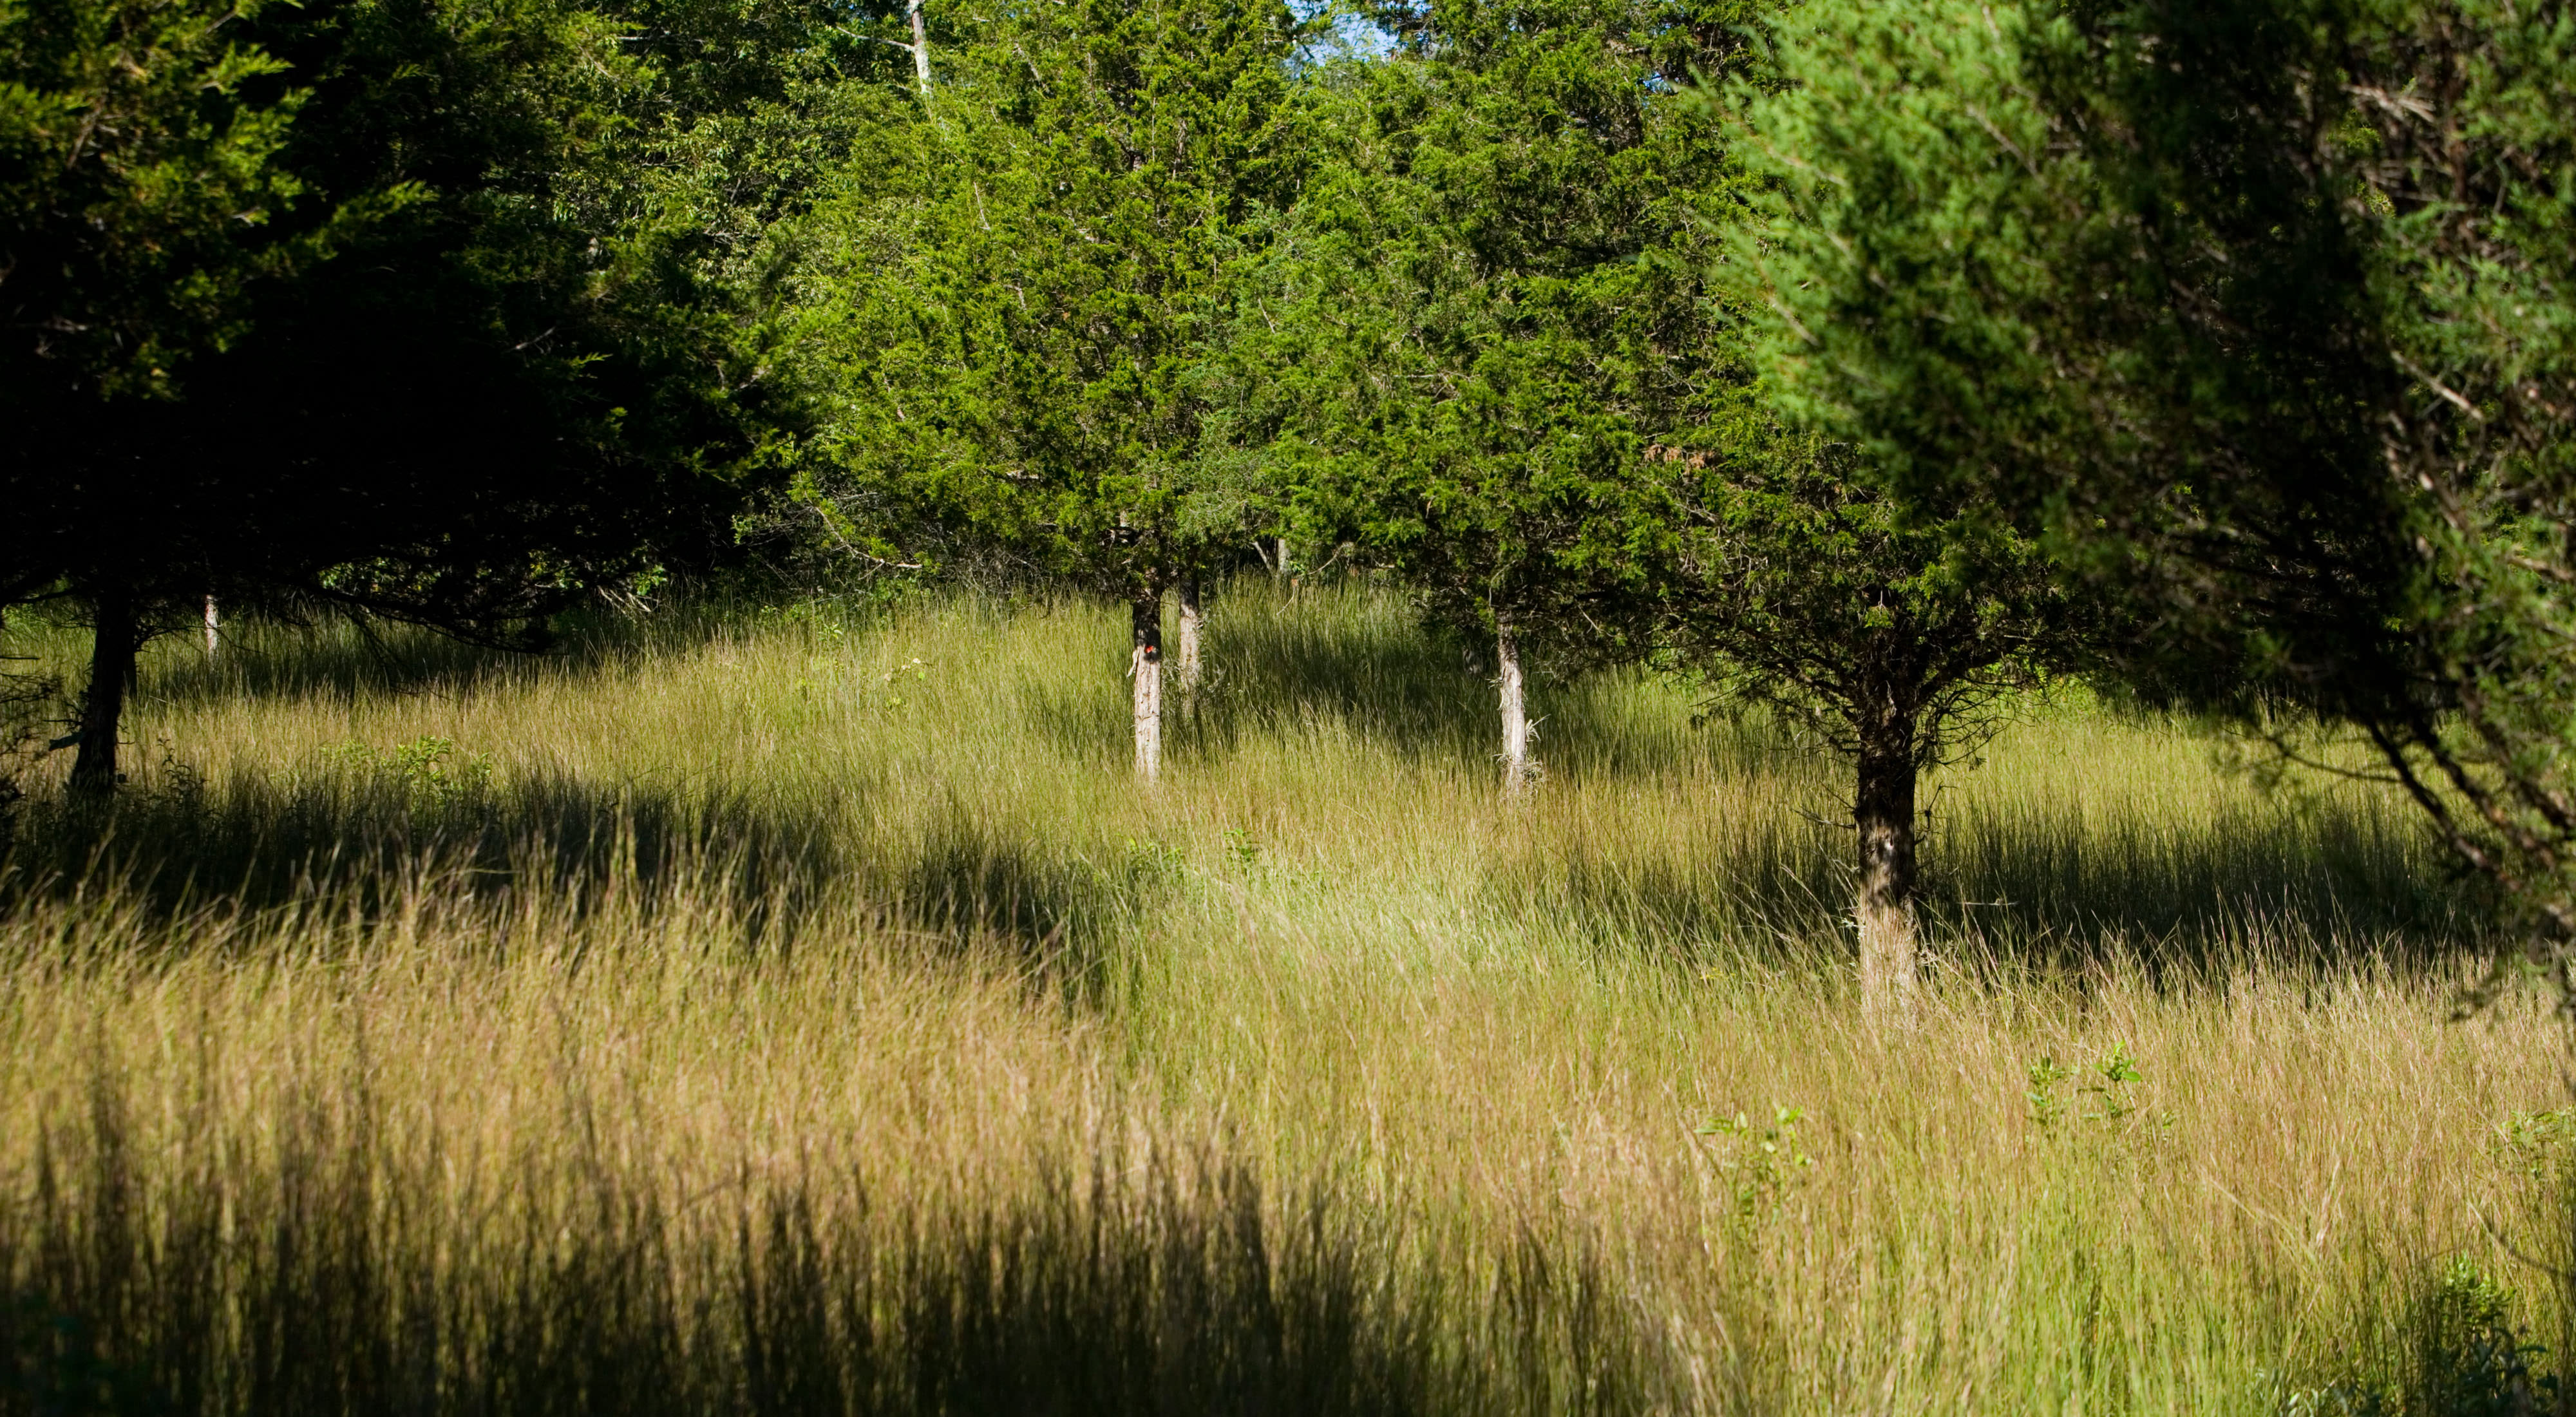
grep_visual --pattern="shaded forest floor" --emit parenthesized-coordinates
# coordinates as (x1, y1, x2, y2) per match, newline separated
(0, 582, 2562, 1414)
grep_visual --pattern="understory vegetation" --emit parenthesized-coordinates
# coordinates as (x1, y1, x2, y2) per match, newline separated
(0, 582, 2563, 1414)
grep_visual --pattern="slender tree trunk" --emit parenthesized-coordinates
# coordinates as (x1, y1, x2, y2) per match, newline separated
(1497, 616, 1533, 797)
(906, 0, 931, 95)
(70, 588, 137, 798)
(1175, 576, 1204, 696)
(1853, 713, 1920, 1021)
(202, 593, 220, 660)
(1131, 589, 1164, 782)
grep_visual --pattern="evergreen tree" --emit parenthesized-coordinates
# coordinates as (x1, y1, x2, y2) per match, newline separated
(1256, 0, 1757, 794)
(4, 0, 878, 793)
(1656, 431, 2085, 1016)
(1743, 0, 2576, 980)
(0, 0, 344, 411)
(793, 0, 1305, 780)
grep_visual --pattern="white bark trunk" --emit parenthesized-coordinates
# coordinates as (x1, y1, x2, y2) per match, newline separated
(202, 593, 220, 660)
(1175, 576, 1203, 694)
(1497, 618, 1532, 797)
(1131, 591, 1162, 782)
(906, 0, 931, 95)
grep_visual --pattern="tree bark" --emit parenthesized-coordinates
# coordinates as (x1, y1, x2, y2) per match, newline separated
(1174, 576, 1203, 695)
(202, 593, 220, 660)
(70, 588, 138, 798)
(905, 0, 932, 95)
(1131, 589, 1164, 781)
(1497, 616, 1533, 797)
(1853, 714, 1920, 1021)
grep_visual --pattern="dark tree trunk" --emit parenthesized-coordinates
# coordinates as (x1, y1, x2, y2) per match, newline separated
(1853, 708, 1919, 1019)
(70, 588, 138, 797)
(1130, 589, 1164, 781)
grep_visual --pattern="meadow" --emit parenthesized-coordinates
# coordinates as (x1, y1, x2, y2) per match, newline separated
(0, 580, 2564, 1415)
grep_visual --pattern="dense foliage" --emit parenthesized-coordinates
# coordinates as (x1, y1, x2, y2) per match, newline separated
(1242, 0, 1760, 786)
(1746, 0, 2576, 980)
(4, 0, 887, 785)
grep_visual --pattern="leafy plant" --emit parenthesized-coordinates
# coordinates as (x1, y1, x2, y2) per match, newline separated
(2494, 1108, 2576, 1184)
(2025, 1055, 2070, 1130)
(2027, 1045, 2153, 1132)
(1697, 1104, 1815, 1222)
(2081, 1043, 2142, 1125)
(878, 656, 929, 710)
(328, 736, 494, 809)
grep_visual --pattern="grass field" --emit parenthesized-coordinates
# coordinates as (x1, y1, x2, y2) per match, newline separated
(0, 580, 2565, 1414)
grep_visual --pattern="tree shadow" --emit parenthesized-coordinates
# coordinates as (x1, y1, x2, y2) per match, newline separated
(1173, 596, 1494, 764)
(0, 773, 1155, 1003)
(9, 1081, 1683, 1417)
(1923, 792, 2480, 963)
(135, 602, 779, 707)
(1, 766, 838, 927)
(1495, 790, 2483, 977)
(1159, 586, 1736, 778)
(892, 806, 1174, 1003)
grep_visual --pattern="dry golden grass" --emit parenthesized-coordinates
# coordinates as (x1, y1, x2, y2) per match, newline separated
(0, 581, 2561, 1414)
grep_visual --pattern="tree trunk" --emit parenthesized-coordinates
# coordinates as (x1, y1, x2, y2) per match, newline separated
(1854, 716, 1920, 1020)
(70, 588, 137, 798)
(1131, 589, 1164, 782)
(905, 0, 931, 95)
(202, 593, 220, 660)
(1497, 616, 1533, 797)
(1174, 576, 1203, 696)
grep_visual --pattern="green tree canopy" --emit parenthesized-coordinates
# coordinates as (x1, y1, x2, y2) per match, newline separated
(1744, 0, 2576, 976)
(1254, 0, 1763, 791)
(1656, 429, 2086, 1013)
(790, 0, 1307, 779)
(4, 0, 882, 790)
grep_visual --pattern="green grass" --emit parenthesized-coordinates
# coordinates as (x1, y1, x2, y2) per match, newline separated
(0, 580, 2561, 1414)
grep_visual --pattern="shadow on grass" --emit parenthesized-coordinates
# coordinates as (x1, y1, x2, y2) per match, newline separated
(1, 769, 838, 927)
(1009, 586, 1517, 772)
(1496, 791, 2481, 976)
(135, 600, 802, 707)
(0, 776, 1160, 1004)
(1, 1071, 1679, 1417)
(1151, 587, 1748, 781)
(894, 808, 1180, 1004)
(4, 1065, 2555, 1415)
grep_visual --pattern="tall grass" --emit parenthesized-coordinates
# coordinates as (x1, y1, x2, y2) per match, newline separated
(0, 580, 2562, 1414)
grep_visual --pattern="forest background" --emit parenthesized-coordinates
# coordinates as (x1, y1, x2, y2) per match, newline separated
(5, 0, 2576, 1409)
